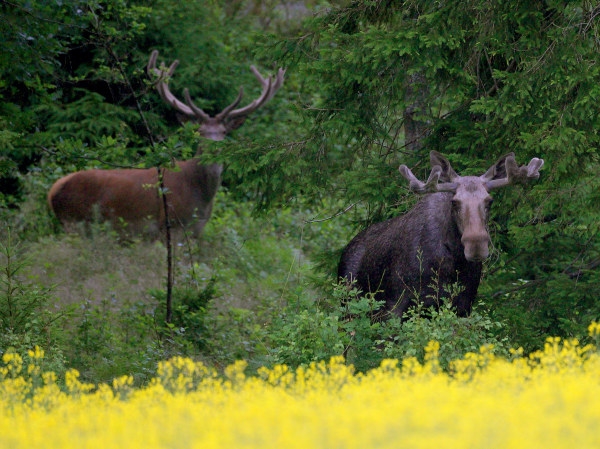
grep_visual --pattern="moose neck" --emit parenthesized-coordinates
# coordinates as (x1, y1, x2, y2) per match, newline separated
(423, 192, 466, 258)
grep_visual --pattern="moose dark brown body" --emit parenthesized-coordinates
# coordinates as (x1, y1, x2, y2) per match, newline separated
(338, 151, 544, 318)
(48, 50, 284, 237)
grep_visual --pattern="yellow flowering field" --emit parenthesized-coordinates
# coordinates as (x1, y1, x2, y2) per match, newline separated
(2, 324, 600, 448)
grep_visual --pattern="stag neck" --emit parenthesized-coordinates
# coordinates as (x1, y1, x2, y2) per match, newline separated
(179, 157, 223, 177)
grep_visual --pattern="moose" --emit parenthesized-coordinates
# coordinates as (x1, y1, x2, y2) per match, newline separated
(47, 50, 285, 237)
(338, 151, 544, 319)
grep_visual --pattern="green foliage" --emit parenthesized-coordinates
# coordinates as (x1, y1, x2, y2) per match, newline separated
(267, 294, 347, 368)
(381, 299, 508, 370)
(150, 278, 217, 353)
(0, 230, 66, 375)
(1, 0, 598, 385)
(203, 306, 267, 369)
(234, 0, 600, 349)
(34, 90, 143, 149)
(337, 290, 387, 372)
(263, 280, 508, 373)
(69, 297, 165, 384)
(0, 0, 71, 84)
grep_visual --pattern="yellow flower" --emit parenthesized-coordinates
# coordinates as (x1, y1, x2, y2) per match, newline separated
(2, 339, 600, 448)
(588, 321, 600, 337)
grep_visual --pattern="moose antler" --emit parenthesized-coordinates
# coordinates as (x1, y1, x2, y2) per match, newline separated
(399, 155, 458, 193)
(400, 151, 544, 194)
(400, 164, 441, 193)
(483, 155, 545, 190)
(147, 50, 285, 126)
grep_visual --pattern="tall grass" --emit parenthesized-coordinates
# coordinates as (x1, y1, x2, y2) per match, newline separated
(2, 189, 348, 382)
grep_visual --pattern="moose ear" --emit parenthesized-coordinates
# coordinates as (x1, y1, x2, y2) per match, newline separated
(481, 152, 515, 181)
(429, 151, 459, 182)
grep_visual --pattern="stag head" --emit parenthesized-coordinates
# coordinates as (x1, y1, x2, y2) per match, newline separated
(147, 50, 285, 141)
(399, 151, 544, 261)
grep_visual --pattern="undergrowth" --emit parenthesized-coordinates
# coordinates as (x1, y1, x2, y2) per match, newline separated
(0, 188, 510, 384)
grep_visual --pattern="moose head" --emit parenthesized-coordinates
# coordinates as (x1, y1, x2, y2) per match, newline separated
(399, 151, 544, 261)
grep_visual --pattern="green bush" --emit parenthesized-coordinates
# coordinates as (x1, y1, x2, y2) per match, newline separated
(150, 277, 217, 354)
(69, 297, 169, 385)
(261, 279, 509, 373)
(267, 298, 346, 368)
(380, 299, 509, 370)
(0, 229, 67, 375)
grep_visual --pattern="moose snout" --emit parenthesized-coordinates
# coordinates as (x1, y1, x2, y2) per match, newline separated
(461, 232, 490, 262)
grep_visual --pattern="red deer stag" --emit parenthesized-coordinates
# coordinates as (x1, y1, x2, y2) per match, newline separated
(48, 50, 285, 237)
(338, 151, 544, 319)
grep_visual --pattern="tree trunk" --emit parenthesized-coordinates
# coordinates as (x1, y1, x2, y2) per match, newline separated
(403, 71, 430, 153)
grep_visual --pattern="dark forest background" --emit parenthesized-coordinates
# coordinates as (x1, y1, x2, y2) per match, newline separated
(1, 0, 598, 382)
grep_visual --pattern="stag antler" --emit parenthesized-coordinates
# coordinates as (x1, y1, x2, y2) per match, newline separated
(147, 50, 285, 126)
(147, 50, 194, 116)
(483, 155, 544, 190)
(225, 65, 285, 120)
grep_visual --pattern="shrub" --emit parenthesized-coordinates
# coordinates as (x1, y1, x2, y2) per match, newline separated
(0, 229, 66, 375)
(150, 277, 217, 354)
(380, 298, 509, 369)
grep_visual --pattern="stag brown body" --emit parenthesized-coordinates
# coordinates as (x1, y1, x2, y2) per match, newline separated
(338, 151, 544, 318)
(48, 161, 222, 236)
(48, 50, 284, 237)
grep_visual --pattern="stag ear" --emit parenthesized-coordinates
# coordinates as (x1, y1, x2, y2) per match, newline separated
(481, 152, 516, 181)
(175, 113, 194, 126)
(429, 151, 459, 182)
(225, 116, 248, 132)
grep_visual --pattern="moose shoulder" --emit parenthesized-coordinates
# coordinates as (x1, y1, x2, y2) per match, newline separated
(338, 151, 544, 319)
(47, 50, 284, 238)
